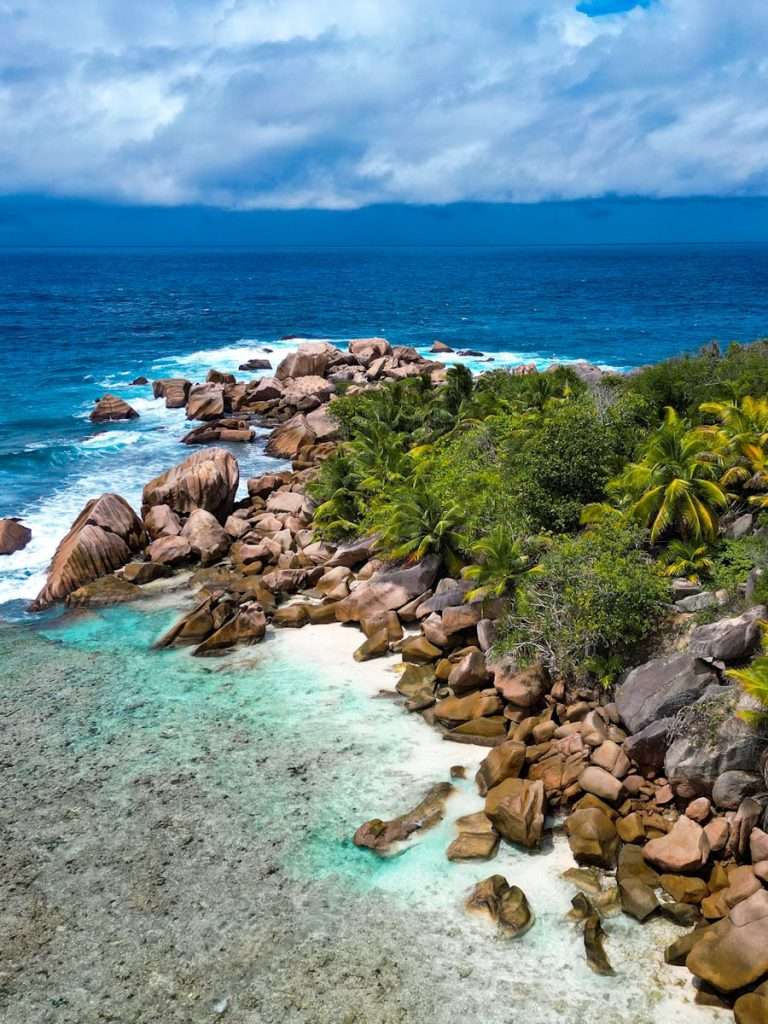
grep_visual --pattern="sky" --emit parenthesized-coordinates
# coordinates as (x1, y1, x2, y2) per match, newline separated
(1, 0, 768, 243)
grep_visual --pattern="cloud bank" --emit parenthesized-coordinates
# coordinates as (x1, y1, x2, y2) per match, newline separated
(1, 0, 767, 209)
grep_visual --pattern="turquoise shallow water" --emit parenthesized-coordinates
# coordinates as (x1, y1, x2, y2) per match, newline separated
(0, 594, 727, 1024)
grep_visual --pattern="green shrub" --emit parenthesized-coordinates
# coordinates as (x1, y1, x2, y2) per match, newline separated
(497, 524, 668, 684)
(511, 401, 613, 533)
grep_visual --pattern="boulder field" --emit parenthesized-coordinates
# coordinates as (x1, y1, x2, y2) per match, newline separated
(26, 339, 768, 1019)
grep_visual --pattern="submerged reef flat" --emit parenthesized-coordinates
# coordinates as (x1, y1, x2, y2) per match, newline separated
(0, 611, 717, 1024)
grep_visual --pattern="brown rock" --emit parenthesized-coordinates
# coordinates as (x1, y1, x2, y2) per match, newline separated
(186, 382, 226, 421)
(485, 778, 545, 849)
(90, 393, 139, 422)
(616, 812, 645, 844)
(143, 504, 182, 540)
(578, 766, 623, 803)
(193, 602, 267, 655)
(147, 535, 193, 565)
(492, 660, 549, 708)
(565, 808, 619, 868)
(142, 448, 239, 523)
(465, 875, 534, 938)
(65, 574, 141, 607)
(686, 797, 712, 823)
(441, 603, 482, 635)
(30, 494, 145, 610)
(272, 603, 309, 628)
(584, 914, 615, 975)
(181, 508, 230, 566)
(475, 741, 526, 796)
(704, 816, 730, 854)
(644, 815, 710, 874)
(401, 635, 441, 664)
(688, 889, 768, 992)
(447, 812, 499, 862)
(0, 518, 31, 555)
(734, 992, 768, 1024)
(619, 877, 659, 922)
(660, 874, 709, 904)
(434, 690, 502, 723)
(447, 648, 489, 694)
(354, 782, 453, 853)
(353, 629, 390, 662)
(153, 378, 191, 407)
(121, 561, 174, 585)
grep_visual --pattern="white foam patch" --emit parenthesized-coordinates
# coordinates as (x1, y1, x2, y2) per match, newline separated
(81, 431, 142, 450)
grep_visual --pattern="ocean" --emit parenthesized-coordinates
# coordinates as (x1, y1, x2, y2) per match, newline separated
(0, 244, 744, 1022)
(2, 243, 768, 610)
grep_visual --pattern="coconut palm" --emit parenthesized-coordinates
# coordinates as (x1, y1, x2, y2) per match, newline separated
(373, 480, 464, 574)
(699, 395, 768, 495)
(659, 539, 714, 583)
(607, 407, 727, 543)
(461, 526, 545, 602)
(728, 649, 768, 727)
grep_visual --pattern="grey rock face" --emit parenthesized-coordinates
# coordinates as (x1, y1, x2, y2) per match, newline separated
(665, 686, 765, 799)
(688, 606, 766, 663)
(623, 717, 673, 772)
(615, 654, 720, 734)
(712, 770, 764, 810)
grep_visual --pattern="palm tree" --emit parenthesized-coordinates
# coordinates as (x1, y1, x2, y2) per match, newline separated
(607, 407, 727, 543)
(373, 480, 464, 574)
(728, 648, 768, 726)
(659, 539, 714, 583)
(699, 396, 768, 496)
(461, 527, 544, 602)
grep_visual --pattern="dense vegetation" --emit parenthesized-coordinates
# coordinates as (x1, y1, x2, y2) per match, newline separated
(310, 340, 768, 687)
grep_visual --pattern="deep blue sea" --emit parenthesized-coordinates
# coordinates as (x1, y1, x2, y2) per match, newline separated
(2, 242, 768, 607)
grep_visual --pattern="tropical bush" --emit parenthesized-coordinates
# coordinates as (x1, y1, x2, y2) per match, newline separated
(497, 524, 669, 684)
(512, 401, 613, 533)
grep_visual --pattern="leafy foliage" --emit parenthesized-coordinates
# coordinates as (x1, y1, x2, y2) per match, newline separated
(461, 527, 546, 602)
(512, 402, 613, 533)
(660, 539, 714, 583)
(497, 524, 668, 684)
(601, 407, 728, 543)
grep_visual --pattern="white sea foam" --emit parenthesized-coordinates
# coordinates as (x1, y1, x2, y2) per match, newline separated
(81, 430, 142, 450)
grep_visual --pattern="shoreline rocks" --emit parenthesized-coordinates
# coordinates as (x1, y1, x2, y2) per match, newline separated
(30, 493, 145, 610)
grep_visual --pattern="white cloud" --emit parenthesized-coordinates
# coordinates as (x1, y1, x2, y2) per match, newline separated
(0, 0, 767, 208)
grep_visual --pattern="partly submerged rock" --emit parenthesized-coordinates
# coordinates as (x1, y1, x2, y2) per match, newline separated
(447, 812, 500, 862)
(584, 914, 615, 976)
(353, 782, 454, 854)
(30, 493, 145, 610)
(484, 777, 546, 849)
(465, 875, 534, 938)
(65, 574, 141, 607)
(0, 517, 31, 555)
(90, 393, 139, 422)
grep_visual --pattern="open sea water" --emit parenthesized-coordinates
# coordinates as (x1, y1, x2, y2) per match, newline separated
(2, 243, 768, 607)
